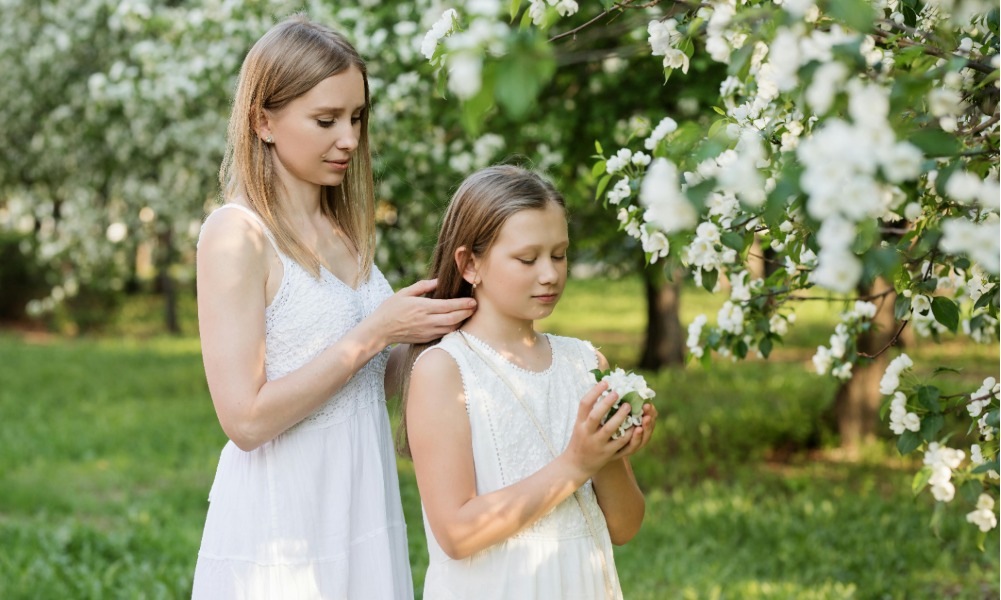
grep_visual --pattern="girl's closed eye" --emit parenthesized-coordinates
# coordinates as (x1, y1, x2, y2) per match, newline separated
(317, 119, 335, 128)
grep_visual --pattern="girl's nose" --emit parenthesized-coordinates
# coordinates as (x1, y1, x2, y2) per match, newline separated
(538, 258, 560, 284)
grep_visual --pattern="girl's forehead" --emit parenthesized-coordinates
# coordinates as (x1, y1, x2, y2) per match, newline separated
(494, 204, 568, 244)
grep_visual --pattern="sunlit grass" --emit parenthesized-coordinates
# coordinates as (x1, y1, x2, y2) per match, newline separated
(1, 277, 998, 599)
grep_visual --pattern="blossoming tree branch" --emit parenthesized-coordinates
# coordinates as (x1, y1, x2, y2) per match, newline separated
(423, 0, 1000, 542)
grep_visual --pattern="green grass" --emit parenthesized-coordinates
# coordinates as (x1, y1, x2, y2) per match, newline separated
(0, 278, 998, 599)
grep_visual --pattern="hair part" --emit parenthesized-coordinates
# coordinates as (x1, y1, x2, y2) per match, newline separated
(396, 165, 566, 455)
(219, 13, 376, 282)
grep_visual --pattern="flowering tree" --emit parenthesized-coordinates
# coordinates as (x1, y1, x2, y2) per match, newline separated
(423, 0, 1000, 542)
(0, 0, 675, 336)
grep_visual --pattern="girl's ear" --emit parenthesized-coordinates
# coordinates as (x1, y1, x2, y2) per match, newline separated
(454, 246, 480, 285)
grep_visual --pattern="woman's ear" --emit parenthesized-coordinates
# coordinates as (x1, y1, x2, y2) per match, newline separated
(254, 109, 274, 143)
(454, 246, 480, 285)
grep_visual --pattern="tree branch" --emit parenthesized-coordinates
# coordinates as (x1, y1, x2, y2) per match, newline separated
(871, 23, 996, 75)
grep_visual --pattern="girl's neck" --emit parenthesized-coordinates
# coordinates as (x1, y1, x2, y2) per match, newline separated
(460, 312, 543, 353)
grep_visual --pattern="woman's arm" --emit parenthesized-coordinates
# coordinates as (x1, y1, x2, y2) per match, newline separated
(589, 351, 657, 545)
(407, 348, 633, 560)
(197, 211, 475, 451)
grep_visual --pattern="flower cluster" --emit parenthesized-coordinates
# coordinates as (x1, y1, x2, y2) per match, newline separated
(592, 367, 656, 440)
(528, 0, 579, 25)
(966, 494, 998, 533)
(647, 18, 689, 74)
(879, 353, 914, 395)
(811, 302, 879, 381)
(923, 442, 966, 502)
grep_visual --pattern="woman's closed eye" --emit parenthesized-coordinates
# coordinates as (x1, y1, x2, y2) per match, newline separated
(316, 115, 362, 128)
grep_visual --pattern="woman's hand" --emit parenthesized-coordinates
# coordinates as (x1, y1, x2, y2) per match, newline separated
(367, 279, 476, 346)
(561, 382, 636, 478)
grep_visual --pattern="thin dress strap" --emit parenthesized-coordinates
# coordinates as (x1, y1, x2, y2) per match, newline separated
(200, 203, 282, 258)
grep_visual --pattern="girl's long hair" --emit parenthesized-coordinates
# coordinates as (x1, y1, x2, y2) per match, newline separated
(396, 165, 566, 455)
(219, 13, 376, 283)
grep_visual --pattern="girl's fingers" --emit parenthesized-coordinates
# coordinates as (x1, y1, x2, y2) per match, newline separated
(576, 381, 609, 423)
(597, 401, 632, 437)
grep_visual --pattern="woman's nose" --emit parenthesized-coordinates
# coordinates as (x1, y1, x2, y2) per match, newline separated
(336, 124, 359, 152)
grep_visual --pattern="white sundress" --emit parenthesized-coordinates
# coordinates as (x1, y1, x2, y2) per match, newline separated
(191, 204, 413, 600)
(416, 331, 623, 600)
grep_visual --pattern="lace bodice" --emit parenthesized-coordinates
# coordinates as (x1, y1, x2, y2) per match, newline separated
(424, 331, 605, 539)
(202, 204, 392, 433)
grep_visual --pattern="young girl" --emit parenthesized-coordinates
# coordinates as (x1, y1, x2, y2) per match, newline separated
(192, 15, 475, 599)
(403, 165, 658, 599)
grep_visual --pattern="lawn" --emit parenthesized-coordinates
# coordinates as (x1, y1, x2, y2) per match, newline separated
(0, 277, 997, 599)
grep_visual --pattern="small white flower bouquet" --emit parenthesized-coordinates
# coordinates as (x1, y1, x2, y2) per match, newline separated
(591, 367, 656, 439)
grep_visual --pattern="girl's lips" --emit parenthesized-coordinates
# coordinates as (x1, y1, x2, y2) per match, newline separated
(325, 160, 349, 171)
(533, 294, 560, 303)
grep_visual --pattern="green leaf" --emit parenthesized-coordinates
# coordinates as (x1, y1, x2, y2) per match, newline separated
(911, 467, 931, 495)
(910, 129, 962, 157)
(727, 42, 755, 77)
(916, 385, 941, 412)
(685, 178, 716, 212)
(897, 430, 922, 454)
(972, 460, 1000, 474)
(494, 35, 556, 120)
(509, 0, 522, 22)
(591, 160, 607, 179)
(930, 296, 960, 333)
(894, 295, 912, 320)
(721, 231, 745, 252)
(974, 286, 998, 310)
(828, 0, 876, 31)
(959, 479, 983, 503)
(701, 268, 719, 292)
(595, 174, 611, 201)
(920, 413, 944, 441)
(759, 336, 773, 358)
(595, 140, 603, 155)
(590, 368, 605, 381)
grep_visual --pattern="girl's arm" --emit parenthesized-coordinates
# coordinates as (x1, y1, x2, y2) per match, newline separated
(590, 351, 657, 545)
(197, 211, 475, 451)
(407, 347, 634, 560)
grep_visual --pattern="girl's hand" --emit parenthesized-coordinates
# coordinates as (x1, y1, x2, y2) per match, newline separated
(562, 382, 635, 477)
(368, 279, 476, 345)
(614, 401, 658, 458)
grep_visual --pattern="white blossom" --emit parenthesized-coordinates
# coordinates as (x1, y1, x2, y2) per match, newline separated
(966, 494, 998, 532)
(880, 353, 913, 395)
(644, 117, 678, 151)
(640, 158, 697, 234)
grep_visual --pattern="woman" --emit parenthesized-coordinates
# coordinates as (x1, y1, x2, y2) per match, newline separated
(191, 14, 474, 599)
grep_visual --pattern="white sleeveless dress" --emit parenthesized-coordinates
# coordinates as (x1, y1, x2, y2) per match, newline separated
(416, 331, 623, 600)
(191, 204, 413, 600)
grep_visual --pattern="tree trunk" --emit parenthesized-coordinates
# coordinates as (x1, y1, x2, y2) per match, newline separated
(157, 227, 180, 335)
(834, 277, 898, 451)
(638, 266, 686, 370)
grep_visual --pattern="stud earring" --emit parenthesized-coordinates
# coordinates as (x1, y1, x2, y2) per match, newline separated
(264, 135, 274, 144)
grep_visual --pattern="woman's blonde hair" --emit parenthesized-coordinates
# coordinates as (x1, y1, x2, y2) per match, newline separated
(397, 165, 566, 455)
(220, 14, 376, 282)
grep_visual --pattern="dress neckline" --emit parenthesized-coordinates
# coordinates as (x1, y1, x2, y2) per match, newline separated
(457, 330, 555, 376)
